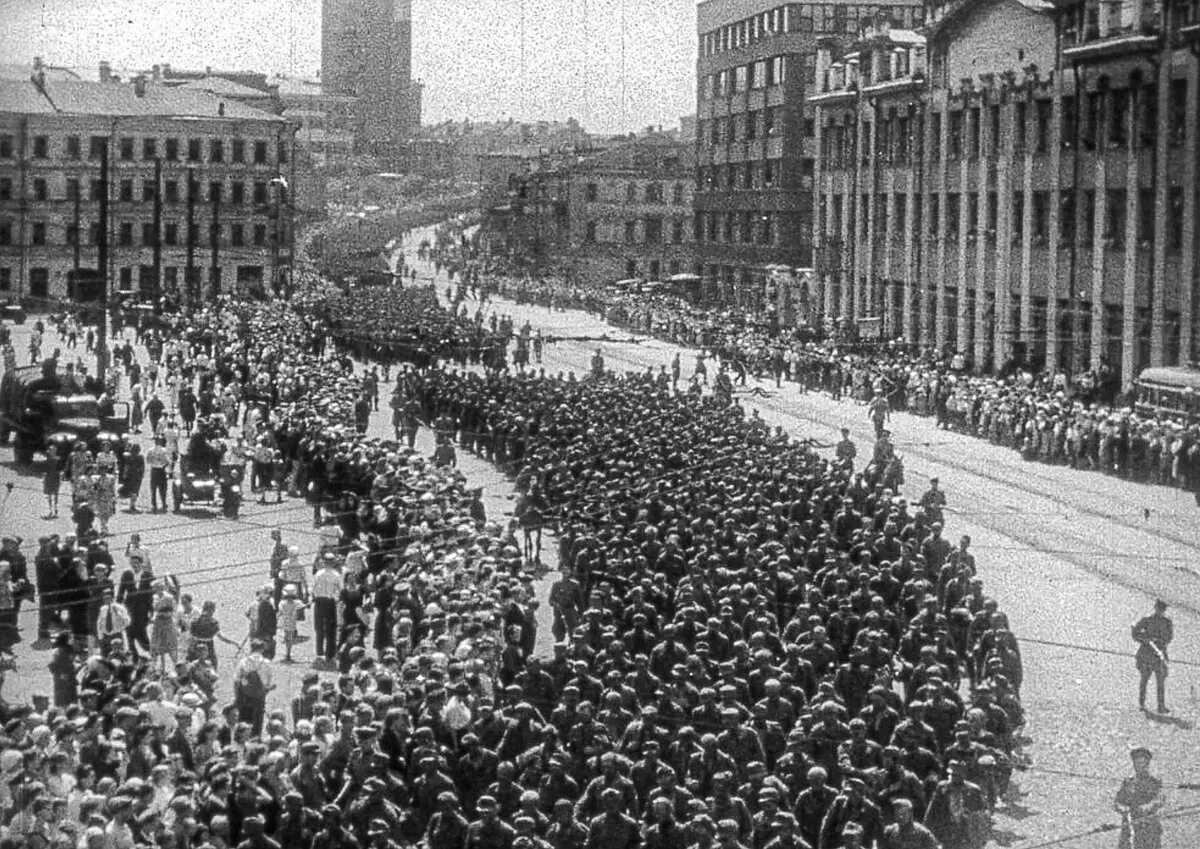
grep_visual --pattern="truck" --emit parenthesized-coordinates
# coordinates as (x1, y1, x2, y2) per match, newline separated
(0, 361, 122, 465)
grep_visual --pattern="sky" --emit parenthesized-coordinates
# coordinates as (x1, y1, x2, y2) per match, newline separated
(2, 0, 698, 134)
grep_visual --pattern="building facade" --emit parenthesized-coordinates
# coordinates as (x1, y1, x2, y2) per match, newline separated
(0, 67, 295, 304)
(695, 0, 926, 307)
(809, 0, 1200, 384)
(322, 0, 422, 158)
(482, 136, 697, 285)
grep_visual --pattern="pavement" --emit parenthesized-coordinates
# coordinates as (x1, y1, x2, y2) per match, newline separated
(401, 229, 1200, 848)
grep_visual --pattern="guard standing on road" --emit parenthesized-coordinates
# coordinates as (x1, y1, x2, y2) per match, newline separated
(1113, 747, 1163, 849)
(1132, 601, 1173, 715)
(919, 478, 946, 526)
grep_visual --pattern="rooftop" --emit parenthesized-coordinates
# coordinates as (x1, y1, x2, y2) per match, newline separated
(0, 77, 284, 122)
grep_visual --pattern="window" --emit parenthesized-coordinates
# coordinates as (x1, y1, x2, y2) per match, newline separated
(231, 223, 245, 247)
(119, 222, 133, 246)
(1060, 191, 1076, 243)
(672, 220, 684, 244)
(89, 180, 103, 201)
(90, 223, 102, 245)
(29, 135, 48, 159)
(143, 181, 156, 202)
(119, 268, 132, 291)
(585, 183, 598, 202)
(930, 113, 942, 161)
(120, 137, 134, 160)
(1138, 188, 1155, 245)
(1167, 188, 1185, 250)
(1105, 189, 1127, 248)
(967, 193, 980, 234)
(1014, 102, 1027, 152)
(0, 178, 10, 200)
(644, 217, 663, 244)
(625, 260, 638, 278)
(119, 180, 134, 202)
(164, 223, 179, 246)
(624, 221, 637, 244)
(946, 193, 960, 239)
(30, 268, 49, 298)
(1109, 88, 1129, 146)
(672, 183, 684, 204)
(1035, 100, 1051, 153)
(165, 138, 180, 161)
(210, 139, 224, 162)
(1061, 97, 1076, 148)
(253, 224, 267, 246)
(142, 223, 155, 245)
(65, 178, 79, 200)
(1033, 191, 1050, 241)
(231, 182, 246, 204)
(626, 183, 637, 203)
(210, 182, 223, 202)
(951, 111, 966, 159)
(969, 107, 982, 158)
(66, 224, 79, 245)
(1083, 92, 1101, 149)
(253, 182, 268, 205)
(1140, 84, 1158, 145)
(0, 223, 10, 245)
(33, 178, 47, 201)
(65, 136, 81, 159)
(188, 139, 202, 161)
(89, 136, 107, 159)
(277, 141, 288, 164)
(645, 183, 663, 203)
(31, 223, 47, 245)
(1169, 79, 1188, 145)
(746, 111, 758, 141)
(164, 181, 180, 203)
(585, 221, 597, 243)
(254, 141, 268, 164)
(0, 268, 9, 291)
(767, 56, 787, 86)
(232, 139, 246, 163)
(0, 135, 12, 159)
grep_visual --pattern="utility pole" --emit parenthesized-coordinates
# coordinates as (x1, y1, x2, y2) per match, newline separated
(185, 167, 197, 312)
(209, 182, 221, 299)
(96, 138, 110, 385)
(152, 157, 163, 307)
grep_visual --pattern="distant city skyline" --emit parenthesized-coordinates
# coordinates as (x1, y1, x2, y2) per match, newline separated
(2, 0, 697, 133)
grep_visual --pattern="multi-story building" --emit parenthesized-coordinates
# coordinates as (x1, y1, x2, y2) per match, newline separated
(694, 0, 925, 309)
(322, 0, 422, 159)
(809, 0, 1200, 384)
(482, 135, 697, 285)
(0, 62, 295, 303)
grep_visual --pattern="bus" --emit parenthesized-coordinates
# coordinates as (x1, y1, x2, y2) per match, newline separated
(1134, 366, 1200, 422)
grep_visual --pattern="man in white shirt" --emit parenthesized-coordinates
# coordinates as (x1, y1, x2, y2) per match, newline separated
(311, 556, 343, 665)
(146, 438, 172, 514)
(95, 588, 131, 651)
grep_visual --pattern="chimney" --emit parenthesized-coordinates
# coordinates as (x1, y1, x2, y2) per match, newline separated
(134, 74, 147, 97)
(99, 61, 112, 83)
(32, 56, 46, 91)
(218, 101, 226, 117)
(152, 64, 161, 83)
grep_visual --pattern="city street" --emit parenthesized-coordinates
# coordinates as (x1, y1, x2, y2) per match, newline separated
(0, 313, 558, 715)
(404, 231, 1200, 847)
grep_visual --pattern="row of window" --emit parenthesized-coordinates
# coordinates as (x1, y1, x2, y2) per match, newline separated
(0, 134, 286, 165)
(582, 217, 690, 245)
(0, 176, 280, 206)
(821, 80, 1193, 167)
(698, 160, 786, 192)
(700, 56, 793, 99)
(693, 211, 782, 247)
(699, 4, 925, 57)
(584, 182, 689, 205)
(0, 266, 254, 298)
(0, 220, 275, 249)
(622, 259, 685, 280)
(818, 187, 1192, 251)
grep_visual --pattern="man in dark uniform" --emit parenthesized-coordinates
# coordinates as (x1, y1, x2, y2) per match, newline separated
(1113, 747, 1163, 849)
(1132, 600, 1173, 714)
(918, 479, 946, 526)
(835, 429, 857, 473)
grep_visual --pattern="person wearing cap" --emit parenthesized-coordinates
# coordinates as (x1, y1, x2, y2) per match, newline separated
(545, 797, 588, 849)
(582, 787, 640, 849)
(466, 795, 515, 849)
(923, 760, 987, 849)
(817, 776, 882, 849)
(366, 816, 403, 849)
(917, 478, 945, 527)
(878, 798, 938, 848)
(1131, 600, 1173, 715)
(428, 791, 471, 849)
(1113, 747, 1163, 849)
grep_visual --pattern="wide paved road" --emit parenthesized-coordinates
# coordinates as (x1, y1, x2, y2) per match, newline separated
(406, 231, 1200, 847)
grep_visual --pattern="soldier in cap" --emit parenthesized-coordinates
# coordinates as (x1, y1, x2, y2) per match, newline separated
(466, 795, 516, 849)
(1131, 600, 1172, 714)
(1113, 747, 1163, 849)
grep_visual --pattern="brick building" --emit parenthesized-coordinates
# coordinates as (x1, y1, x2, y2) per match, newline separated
(809, 0, 1200, 384)
(694, 0, 926, 308)
(0, 64, 295, 304)
(483, 135, 696, 286)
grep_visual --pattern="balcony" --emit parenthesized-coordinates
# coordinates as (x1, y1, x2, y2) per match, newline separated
(1062, 23, 1162, 62)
